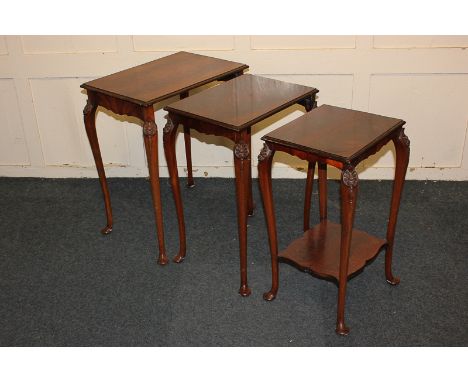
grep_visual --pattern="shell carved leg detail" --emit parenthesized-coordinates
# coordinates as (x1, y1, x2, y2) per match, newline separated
(234, 141, 251, 297)
(335, 166, 359, 336)
(143, 118, 168, 266)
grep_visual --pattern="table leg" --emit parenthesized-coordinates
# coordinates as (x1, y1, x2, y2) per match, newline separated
(303, 161, 316, 231)
(163, 116, 187, 264)
(234, 139, 251, 297)
(336, 166, 359, 336)
(247, 133, 254, 216)
(142, 111, 168, 265)
(183, 126, 195, 188)
(83, 99, 113, 235)
(258, 143, 279, 301)
(318, 162, 328, 221)
(179, 91, 194, 189)
(385, 128, 410, 285)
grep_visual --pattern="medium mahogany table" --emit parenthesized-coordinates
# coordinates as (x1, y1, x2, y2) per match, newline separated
(163, 74, 318, 296)
(81, 52, 248, 265)
(258, 105, 410, 335)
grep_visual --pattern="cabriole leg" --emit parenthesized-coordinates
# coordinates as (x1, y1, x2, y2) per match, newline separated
(234, 140, 251, 297)
(258, 143, 279, 301)
(318, 162, 328, 221)
(143, 110, 168, 265)
(83, 99, 113, 235)
(163, 116, 187, 264)
(303, 161, 316, 231)
(385, 128, 410, 285)
(336, 166, 359, 335)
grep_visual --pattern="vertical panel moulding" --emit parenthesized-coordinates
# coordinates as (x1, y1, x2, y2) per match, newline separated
(0, 36, 8, 55)
(7, 34, 47, 168)
(116, 35, 143, 173)
(0, 79, 30, 165)
(351, 36, 373, 113)
(368, 74, 468, 169)
(31, 78, 88, 166)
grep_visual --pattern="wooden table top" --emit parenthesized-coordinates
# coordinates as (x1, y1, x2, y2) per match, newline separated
(263, 105, 405, 162)
(81, 51, 248, 106)
(165, 74, 318, 131)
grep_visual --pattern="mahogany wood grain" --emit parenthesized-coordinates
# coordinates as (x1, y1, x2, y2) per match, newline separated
(81, 51, 248, 106)
(180, 91, 195, 189)
(385, 129, 410, 285)
(163, 116, 187, 264)
(303, 161, 316, 231)
(234, 130, 252, 296)
(264, 105, 405, 165)
(278, 221, 386, 281)
(142, 106, 168, 265)
(83, 98, 113, 235)
(336, 166, 359, 335)
(163, 76, 318, 296)
(258, 143, 278, 301)
(259, 106, 409, 335)
(81, 53, 248, 264)
(318, 162, 328, 220)
(165, 74, 318, 130)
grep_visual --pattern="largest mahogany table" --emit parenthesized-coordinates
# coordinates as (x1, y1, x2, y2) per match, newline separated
(81, 52, 248, 265)
(258, 105, 410, 335)
(163, 74, 318, 296)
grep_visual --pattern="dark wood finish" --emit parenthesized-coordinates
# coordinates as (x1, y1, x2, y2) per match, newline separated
(385, 129, 410, 285)
(277, 221, 386, 280)
(318, 162, 328, 220)
(259, 105, 409, 335)
(163, 116, 186, 264)
(163, 75, 318, 295)
(165, 74, 318, 130)
(83, 98, 113, 235)
(258, 143, 279, 301)
(81, 51, 248, 106)
(234, 131, 251, 296)
(303, 161, 316, 231)
(180, 91, 195, 188)
(81, 53, 248, 263)
(336, 166, 359, 335)
(142, 106, 168, 265)
(303, 100, 319, 231)
(264, 105, 405, 166)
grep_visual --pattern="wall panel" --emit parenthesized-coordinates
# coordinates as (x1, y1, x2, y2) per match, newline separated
(251, 36, 356, 50)
(0, 36, 7, 55)
(0, 35, 467, 179)
(30, 78, 129, 167)
(133, 36, 235, 52)
(373, 35, 468, 49)
(21, 36, 118, 54)
(369, 74, 468, 168)
(0, 79, 30, 165)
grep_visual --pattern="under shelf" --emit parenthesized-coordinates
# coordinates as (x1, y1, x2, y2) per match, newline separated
(278, 220, 386, 281)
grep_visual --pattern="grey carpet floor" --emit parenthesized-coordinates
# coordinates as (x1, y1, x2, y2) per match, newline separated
(0, 177, 467, 346)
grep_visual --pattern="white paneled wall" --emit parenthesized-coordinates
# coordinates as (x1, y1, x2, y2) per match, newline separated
(0, 35, 467, 180)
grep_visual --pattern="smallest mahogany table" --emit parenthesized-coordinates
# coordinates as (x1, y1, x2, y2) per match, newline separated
(258, 105, 410, 335)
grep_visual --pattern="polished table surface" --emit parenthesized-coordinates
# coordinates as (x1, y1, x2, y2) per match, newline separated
(258, 104, 409, 335)
(81, 52, 248, 266)
(166, 74, 318, 129)
(164, 74, 318, 296)
(264, 104, 405, 162)
(82, 51, 248, 106)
